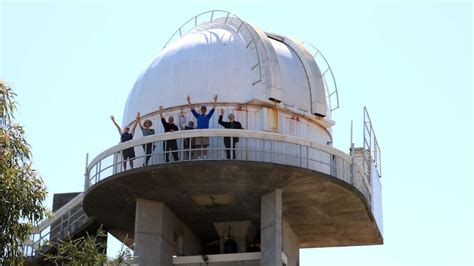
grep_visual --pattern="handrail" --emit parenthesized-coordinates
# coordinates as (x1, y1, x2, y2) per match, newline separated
(363, 107, 382, 177)
(161, 10, 263, 87)
(163, 10, 243, 50)
(33, 193, 84, 233)
(301, 42, 339, 112)
(22, 193, 88, 258)
(84, 129, 373, 206)
(87, 129, 350, 172)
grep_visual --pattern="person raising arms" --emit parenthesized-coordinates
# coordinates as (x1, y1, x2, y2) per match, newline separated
(159, 106, 180, 162)
(186, 95, 218, 159)
(136, 112, 155, 166)
(110, 114, 138, 170)
(218, 109, 243, 159)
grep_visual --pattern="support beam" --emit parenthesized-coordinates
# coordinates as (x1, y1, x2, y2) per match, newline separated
(283, 219, 299, 266)
(260, 189, 283, 266)
(134, 199, 174, 266)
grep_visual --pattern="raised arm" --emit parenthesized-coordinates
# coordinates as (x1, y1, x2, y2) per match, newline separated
(131, 112, 139, 135)
(218, 109, 226, 127)
(110, 115, 122, 135)
(212, 94, 218, 108)
(187, 95, 199, 118)
(159, 106, 164, 119)
(136, 112, 144, 130)
(159, 106, 168, 129)
(186, 95, 194, 111)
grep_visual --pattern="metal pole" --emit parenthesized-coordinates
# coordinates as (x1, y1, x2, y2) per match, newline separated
(83, 153, 89, 191)
(350, 121, 355, 185)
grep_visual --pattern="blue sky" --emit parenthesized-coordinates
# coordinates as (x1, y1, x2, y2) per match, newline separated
(1, 0, 472, 265)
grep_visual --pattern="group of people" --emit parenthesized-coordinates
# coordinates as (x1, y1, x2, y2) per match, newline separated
(110, 95, 243, 170)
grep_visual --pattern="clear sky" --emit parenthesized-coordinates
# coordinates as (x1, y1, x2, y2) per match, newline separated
(1, 0, 472, 265)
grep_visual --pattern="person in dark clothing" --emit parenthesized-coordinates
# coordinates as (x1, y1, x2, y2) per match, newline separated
(136, 112, 155, 166)
(111, 114, 138, 170)
(182, 120, 195, 160)
(159, 106, 179, 162)
(218, 109, 243, 159)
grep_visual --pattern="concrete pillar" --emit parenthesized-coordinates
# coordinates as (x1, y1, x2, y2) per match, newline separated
(260, 189, 283, 266)
(134, 199, 174, 266)
(283, 219, 299, 266)
(182, 225, 203, 255)
(175, 218, 203, 256)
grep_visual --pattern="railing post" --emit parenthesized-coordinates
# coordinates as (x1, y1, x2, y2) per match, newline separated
(60, 215, 63, 237)
(306, 147, 309, 169)
(84, 153, 89, 191)
(230, 136, 233, 159)
(350, 120, 355, 185)
(189, 137, 192, 160)
(299, 144, 302, 167)
(99, 160, 103, 182)
(178, 138, 182, 162)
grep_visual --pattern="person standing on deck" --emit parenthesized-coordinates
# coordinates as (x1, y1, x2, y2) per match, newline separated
(110, 114, 138, 170)
(159, 106, 179, 162)
(218, 109, 243, 159)
(186, 94, 218, 159)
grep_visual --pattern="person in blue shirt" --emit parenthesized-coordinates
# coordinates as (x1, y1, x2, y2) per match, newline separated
(186, 94, 218, 159)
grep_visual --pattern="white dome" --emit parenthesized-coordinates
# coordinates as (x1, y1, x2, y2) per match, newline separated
(123, 16, 329, 126)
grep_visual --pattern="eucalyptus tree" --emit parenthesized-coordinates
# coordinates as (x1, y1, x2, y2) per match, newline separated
(0, 80, 48, 264)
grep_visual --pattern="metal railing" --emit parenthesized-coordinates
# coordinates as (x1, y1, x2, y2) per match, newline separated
(160, 10, 338, 113)
(22, 129, 374, 258)
(363, 107, 382, 177)
(301, 42, 339, 112)
(162, 10, 263, 87)
(85, 129, 371, 203)
(22, 193, 88, 258)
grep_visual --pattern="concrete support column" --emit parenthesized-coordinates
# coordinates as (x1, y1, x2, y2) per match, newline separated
(260, 189, 283, 266)
(134, 199, 174, 266)
(283, 220, 299, 266)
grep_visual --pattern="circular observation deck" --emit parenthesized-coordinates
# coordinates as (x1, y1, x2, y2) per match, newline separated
(83, 129, 382, 248)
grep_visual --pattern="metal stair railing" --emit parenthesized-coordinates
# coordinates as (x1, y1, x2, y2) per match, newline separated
(22, 193, 87, 258)
(363, 106, 382, 178)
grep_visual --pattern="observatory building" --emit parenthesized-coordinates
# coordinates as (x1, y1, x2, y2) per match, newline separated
(24, 10, 383, 266)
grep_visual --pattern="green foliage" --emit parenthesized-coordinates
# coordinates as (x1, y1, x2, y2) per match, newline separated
(111, 241, 134, 265)
(43, 227, 134, 265)
(43, 229, 108, 265)
(0, 80, 48, 264)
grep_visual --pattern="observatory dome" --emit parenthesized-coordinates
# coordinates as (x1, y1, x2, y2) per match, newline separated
(122, 17, 330, 126)
(78, 14, 383, 265)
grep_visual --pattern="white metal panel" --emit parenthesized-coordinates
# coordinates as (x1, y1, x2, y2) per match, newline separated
(269, 38, 311, 112)
(127, 104, 331, 146)
(371, 161, 383, 235)
(278, 36, 327, 117)
(123, 27, 254, 125)
(122, 21, 332, 127)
